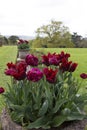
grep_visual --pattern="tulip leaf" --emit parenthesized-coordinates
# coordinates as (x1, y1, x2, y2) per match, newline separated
(52, 99, 68, 113)
(66, 112, 87, 121)
(38, 100, 48, 116)
(52, 115, 67, 127)
(27, 116, 51, 129)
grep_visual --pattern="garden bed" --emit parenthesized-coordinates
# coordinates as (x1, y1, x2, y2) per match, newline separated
(0, 108, 87, 130)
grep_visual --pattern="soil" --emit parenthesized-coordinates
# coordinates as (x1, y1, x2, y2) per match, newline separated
(0, 108, 87, 130)
(30, 120, 87, 130)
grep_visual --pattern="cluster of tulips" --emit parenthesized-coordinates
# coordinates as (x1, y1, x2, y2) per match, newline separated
(0, 51, 87, 129)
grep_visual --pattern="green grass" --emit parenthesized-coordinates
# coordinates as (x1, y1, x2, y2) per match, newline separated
(37, 48, 87, 78)
(0, 46, 17, 112)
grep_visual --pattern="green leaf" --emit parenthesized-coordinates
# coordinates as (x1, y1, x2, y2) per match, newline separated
(38, 100, 48, 116)
(27, 116, 51, 129)
(10, 104, 24, 111)
(52, 115, 67, 127)
(75, 93, 87, 103)
(62, 108, 71, 115)
(52, 99, 68, 113)
(66, 112, 87, 121)
(11, 111, 23, 123)
(24, 104, 37, 121)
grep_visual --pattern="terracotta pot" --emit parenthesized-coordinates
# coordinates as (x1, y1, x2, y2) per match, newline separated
(18, 49, 29, 59)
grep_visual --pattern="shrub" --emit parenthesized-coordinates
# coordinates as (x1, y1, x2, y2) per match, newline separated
(17, 39, 29, 50)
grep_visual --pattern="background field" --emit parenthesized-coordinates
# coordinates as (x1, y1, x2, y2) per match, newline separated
(37, 48, 87, 78)
(0, 46, 87, 112)
(0, 46, 17, 112)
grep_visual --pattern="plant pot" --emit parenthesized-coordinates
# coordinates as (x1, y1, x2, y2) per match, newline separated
(18, 49, 29, 59)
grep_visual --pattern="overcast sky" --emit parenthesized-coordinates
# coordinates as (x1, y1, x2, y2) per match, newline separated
(0, 0, 87, 36)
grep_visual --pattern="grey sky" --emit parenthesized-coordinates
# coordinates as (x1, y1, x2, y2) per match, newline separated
(0, 0, 87, 36)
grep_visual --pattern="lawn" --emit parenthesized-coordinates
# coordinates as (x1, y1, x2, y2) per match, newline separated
(0, 46, 17, 112)
(37, 48, 87, 78)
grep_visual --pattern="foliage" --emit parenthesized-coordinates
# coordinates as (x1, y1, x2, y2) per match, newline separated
(31, 37, 44, 48)
(17, 39, 30, 50)
(0, 35, 4, 46)
(79, 39, 87, 48)
(8, 35, 19, 45)
(71, 32, 87, 48)
(71, 32, 82, 47)
(1, 51, 87, 129)
(3, 36, 9, 45)
(32, 20, 74, 48)
(0, 35, 19, 45)
(0, 35, 9, 45)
